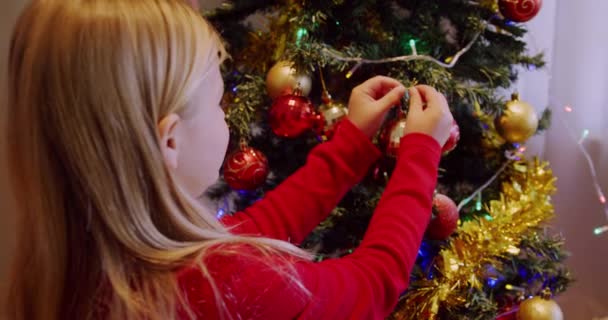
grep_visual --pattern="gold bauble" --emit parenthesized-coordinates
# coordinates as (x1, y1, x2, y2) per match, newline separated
(495, 93, 539, 143)
(265, 61, 312, 99)
(517, 296, 563, 320)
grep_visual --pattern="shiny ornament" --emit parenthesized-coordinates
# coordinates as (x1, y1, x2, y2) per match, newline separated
(496, 93, 539, 143)
(499, 0, 542, 22)
(319, 92, 348, 139)
(442, 120, 460, 154)
(269, 92, 318, 138)
(517, 295, 563, 320)
(427, 194, 459, 240)
(266, 61, 312, 99)
(223, 144, 269, 191)
(319, 101, 348, 139)
(379, 116, 407, 157)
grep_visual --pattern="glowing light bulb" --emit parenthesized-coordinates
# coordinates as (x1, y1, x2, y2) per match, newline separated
(594, 225, 608, 236)
(409, 39, 418, 55)
(345, 62, 362, 79)
(295, 28, 308, 46)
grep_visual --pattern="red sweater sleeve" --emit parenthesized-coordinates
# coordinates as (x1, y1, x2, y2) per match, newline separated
(220, 119, 381, 244)
(296, 133, 440, 319)
(178, 133, 441, 320)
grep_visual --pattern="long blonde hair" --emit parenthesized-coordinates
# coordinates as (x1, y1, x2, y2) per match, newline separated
(6, 1, 309, 319)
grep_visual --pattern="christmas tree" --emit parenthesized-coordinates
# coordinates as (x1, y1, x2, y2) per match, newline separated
(203, 0, 572, 319)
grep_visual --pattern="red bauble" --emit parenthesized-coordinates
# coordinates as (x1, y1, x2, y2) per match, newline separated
(269, 93, 318, 138)
(223, 145, 269, 190)
(427, 194, 459, 240)
(379, 117, 408, 157)
(442, 120, 460, 154)
(499, 0, 542, 22)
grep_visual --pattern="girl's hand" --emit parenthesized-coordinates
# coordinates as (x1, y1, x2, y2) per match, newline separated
(405, 85, 453, 146)
(347, 76, 406, 138)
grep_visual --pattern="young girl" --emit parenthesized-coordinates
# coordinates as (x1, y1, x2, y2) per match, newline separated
(5, 0, 453, 319)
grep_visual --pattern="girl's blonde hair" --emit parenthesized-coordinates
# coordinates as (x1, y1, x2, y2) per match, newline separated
(6, 1, 309, 319)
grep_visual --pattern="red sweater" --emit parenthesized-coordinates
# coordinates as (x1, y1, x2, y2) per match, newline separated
(177, 119, 441, 319)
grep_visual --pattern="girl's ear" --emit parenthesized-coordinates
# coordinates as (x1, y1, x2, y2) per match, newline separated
(157, 113, 182, 170)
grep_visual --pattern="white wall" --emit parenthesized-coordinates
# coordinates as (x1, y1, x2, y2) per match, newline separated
(542, 1, 608, 318)
(500, 1, 608, 317)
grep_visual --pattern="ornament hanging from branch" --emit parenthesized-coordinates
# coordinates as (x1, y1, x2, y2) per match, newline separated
(427, 193, 460, 240)
(269, 89, 319, 138)
(266, 60, 312, 99)
(499, 0, 543, 23)
(495, 93, 539, 144)
(223, 142, 269, 191)
(516, 288, 563, 320)
(317, 70, 348, 140)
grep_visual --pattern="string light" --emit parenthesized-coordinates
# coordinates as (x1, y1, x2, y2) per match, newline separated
(476, 193, 483, 211)
(594, 225, 608, 235)
(579, 129, 590, 144)
(558, 106, 608, 236)
(487, 278, 499, 288)
(409, 39, 418, 55)
(295, 27, 308, 46)
(494, 283, 528, 318)
(505, 284, 526, 292)
(345, 62, 363, 79)
(323, 24, 486, 78)
(496, 308, 519, 318)
(457, 148, 523, 211)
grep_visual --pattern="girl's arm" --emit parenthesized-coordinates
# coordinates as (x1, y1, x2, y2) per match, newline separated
(179, 132, 441, 319)
(220, 118, 381, 244)
(294, 133, 440, 319)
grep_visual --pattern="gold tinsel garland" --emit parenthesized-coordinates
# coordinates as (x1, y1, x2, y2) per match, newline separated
(393, 158, 557, 319)
(235, 0, 303, 73)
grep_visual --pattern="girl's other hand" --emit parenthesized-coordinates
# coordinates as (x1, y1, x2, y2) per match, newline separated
(404, 85, 453, 146)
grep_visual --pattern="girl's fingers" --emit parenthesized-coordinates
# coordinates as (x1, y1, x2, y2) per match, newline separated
(376, 85, 406, 112)
(408, 87, 424, 113)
